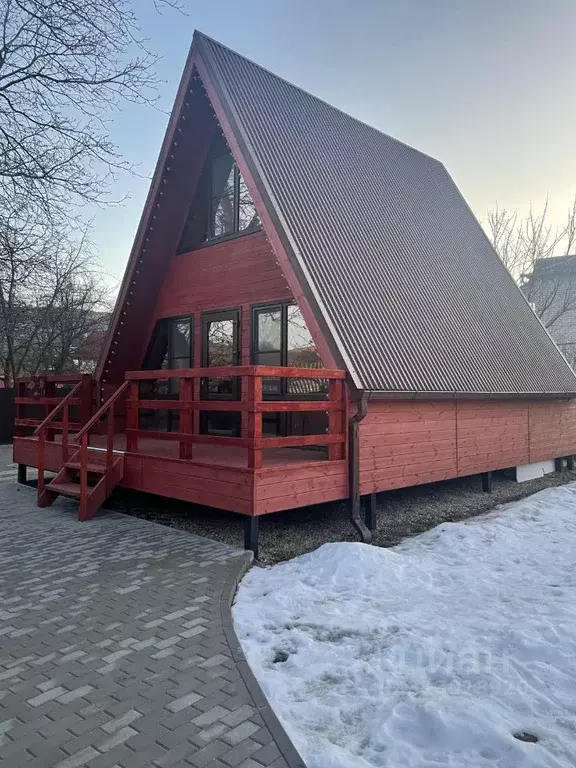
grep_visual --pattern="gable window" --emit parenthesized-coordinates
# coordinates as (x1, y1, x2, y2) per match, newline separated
(209, 150, 259, 240)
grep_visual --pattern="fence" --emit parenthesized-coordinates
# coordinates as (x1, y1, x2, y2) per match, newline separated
(0, 389, 15, 444)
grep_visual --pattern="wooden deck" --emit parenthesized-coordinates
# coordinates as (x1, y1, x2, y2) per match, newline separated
(23, 432, 328, 467)
(13, 435, 348, 517)
(14, 366, 349, 519)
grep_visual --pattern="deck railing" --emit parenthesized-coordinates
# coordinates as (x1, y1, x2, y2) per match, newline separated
(74, 381, 130, 500)
(125, 365, 347, 468)
(33, 379, 86, 501)
(15, 373, 93, 436)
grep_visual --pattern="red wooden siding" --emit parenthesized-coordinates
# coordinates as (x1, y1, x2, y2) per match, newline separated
(360, 401, 458, 493)
(254, 461, 348, 515)
(126, 454, 253, 515)
(153, 230, 292, 322)
(529, 400, 576, 462)
(14, 437, 62, 473)
(457, 401, 529, 475)
(360, 398, 576, 495)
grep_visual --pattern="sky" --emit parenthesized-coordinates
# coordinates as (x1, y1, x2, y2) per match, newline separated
(93, 0, 576, 287)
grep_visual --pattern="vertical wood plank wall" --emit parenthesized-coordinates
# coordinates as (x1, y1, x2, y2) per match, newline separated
(360, 399, 576, 495)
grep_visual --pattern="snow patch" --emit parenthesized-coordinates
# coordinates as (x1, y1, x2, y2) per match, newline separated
(234, 484, 576, 767)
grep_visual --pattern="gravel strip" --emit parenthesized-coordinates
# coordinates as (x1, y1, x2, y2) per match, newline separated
(106, 466, 576, 564)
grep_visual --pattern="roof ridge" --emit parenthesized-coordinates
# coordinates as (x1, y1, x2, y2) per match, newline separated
(193, 30, 442, 167)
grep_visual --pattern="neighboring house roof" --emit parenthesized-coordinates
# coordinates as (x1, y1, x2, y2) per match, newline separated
(99, 31, 576, 397)
(529, 254, 576, 278)
(524, 255, 576, 362)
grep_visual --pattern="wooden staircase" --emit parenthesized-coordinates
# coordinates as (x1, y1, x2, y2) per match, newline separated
(35, 380, 129, 521)
(38, 448, 124, 521)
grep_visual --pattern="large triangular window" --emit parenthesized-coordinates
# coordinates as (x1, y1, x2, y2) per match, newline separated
(178, 139, 260, 252)
(209, 151, 259, 239)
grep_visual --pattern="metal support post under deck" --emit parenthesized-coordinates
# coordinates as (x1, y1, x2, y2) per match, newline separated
(244, 516, 259, 561)
(363, 493, 377, 532)
(567, 456, 574, 471)
(17, 464, 27, 485)
(555, 457, 564, 472)
(481, 471, 492, 493)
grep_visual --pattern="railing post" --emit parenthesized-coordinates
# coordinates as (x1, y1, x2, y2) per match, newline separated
(192, 373, 200, 440)
(79, 433, 89, 521)
(180, 377, 193, 460)
(37, 428, 45, 502)
(16, 380, 24, 437)
(328, 378, 345, 460)
(80, 374, 93, 427)
(62, 401, 69, 463)
(106, 398, 115, 474)
(248, 373, 262, 470)
(126, 380, 139, 453)
(46, 380, 55, 443)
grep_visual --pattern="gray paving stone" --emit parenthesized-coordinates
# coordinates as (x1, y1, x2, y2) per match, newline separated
(0, 483, 303, 768)
(222, 721, 260, 747)
(166, 691, 202, 713)
(191, 705, 230, 727)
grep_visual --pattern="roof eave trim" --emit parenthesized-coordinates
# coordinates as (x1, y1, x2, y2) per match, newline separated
(367, 389, 576, 401)
(95, 42, 201, 386)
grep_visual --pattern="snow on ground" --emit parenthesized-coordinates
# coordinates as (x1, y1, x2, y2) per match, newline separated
(234, 483, 576, 768)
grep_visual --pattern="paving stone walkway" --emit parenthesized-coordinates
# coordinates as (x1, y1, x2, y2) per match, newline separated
(0, 483, 304, 768)
(0, 444, 18, 486)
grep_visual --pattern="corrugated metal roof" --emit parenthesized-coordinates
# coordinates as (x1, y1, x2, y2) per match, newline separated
(195, 32, 576, 396)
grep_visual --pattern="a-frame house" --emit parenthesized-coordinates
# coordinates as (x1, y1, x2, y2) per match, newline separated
(14, 31, 576, 556)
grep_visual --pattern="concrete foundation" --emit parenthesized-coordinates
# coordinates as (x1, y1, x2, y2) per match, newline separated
(516, 460, 556, 483)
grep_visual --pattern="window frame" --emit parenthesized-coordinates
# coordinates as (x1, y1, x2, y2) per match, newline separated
(140, 314, 194, 433)
(142, 315, 194, 372)
(200, 308, 242, 437)
(251, 302, 326, 401)
(207, 152, 259, 242)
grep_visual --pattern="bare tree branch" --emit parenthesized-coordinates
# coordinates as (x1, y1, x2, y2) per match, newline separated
(0, 203, 112, 383)
(486, 195, 576, 367)
(0, 0, 183, 220)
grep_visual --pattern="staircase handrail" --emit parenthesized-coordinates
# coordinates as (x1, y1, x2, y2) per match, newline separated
(75, 380, 130, 442)
(77, 380, 130, 511)
(33, 380, 84, 436)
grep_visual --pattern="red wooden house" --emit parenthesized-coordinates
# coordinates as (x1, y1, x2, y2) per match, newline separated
(13, 32, 576, 557)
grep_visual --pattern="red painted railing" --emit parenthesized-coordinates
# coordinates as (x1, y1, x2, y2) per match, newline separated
(74, 381, 130, 500)
(125, 365, 347, 468)
(15, 373, 93, 435)
(33, 379, 86, 502)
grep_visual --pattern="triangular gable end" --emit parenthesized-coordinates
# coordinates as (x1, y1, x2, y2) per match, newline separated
(97, 34, 346, 399)
(101, 30, 576, 397)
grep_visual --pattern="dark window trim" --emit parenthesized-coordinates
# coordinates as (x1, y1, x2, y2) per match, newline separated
(194, 226, 262, 252)
(200, 308, 242, 437)
(251, 301, 326, 402)
(143, 314, 194, 371)
(140, 314, 194, 433)
(206, 152, 259, 243)
(201, 308, 241, 402)
(201, 308, 241, 368)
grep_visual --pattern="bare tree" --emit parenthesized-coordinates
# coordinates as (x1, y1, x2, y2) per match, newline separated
(486, 196, 576, 347)
(487, 197, 576, 280)
(0, 205, 111, 384)
(0, 0, 185, 384)
(0, 0, 182, 219)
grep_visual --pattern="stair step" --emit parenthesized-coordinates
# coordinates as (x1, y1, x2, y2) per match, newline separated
(47, 481, 83, 499)
(65, 461, 106, 474)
